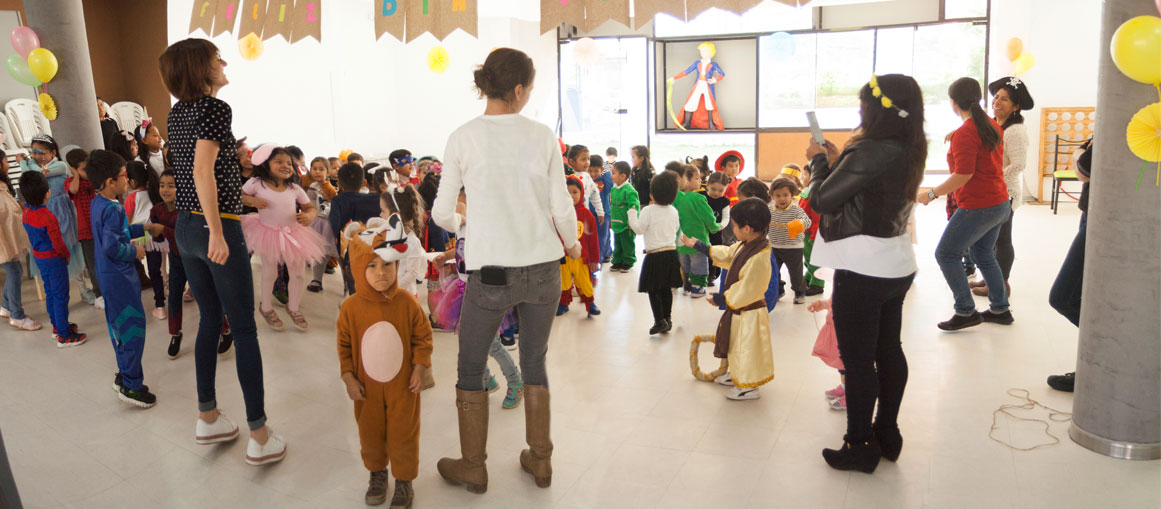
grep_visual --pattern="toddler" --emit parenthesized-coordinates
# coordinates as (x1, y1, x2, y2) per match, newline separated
(87, 150, 156, 407)
(604, 147, 618, 172)
(337, 217, 432, 508)
(18, 135, 84, 282)
(305, 156, 339, 292)
(778, 163, 804, 191)
(124, 161, 167, 319)
(714, 150, 744, 205)
(767, 177, 812, 304)
(700, 171, 732, 285)
(589, 154, 613, 264)
(64, 148, 103, 308)
(20, 171, 84, 345)
(389, 149, 419, 188)
(681, 197, 774, 400)
(609, 161, 640, 272)
(134, 119, 167, 177)
(808, 297, 846, 410)
(565, 145, 605, 228)
(798, 163, 825, 296)
(240, 145, 325, 331)
(1, 165, 39, 331)
(557, 177, 601, 317)
(628, 171, 682, 335)
(379, 185, 429, 297)
(329, 163, 381, 296)
(673, 165, 722, 298)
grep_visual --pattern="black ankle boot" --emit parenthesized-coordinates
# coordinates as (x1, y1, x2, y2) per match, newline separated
(873, 425, 903, 462)
(822, 437, 881, 473)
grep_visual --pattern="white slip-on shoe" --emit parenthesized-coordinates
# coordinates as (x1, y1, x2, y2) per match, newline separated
(195, 412, 240, 445)
(714, 373, 734, 387)
(726, 386, 760, 401)
(245, 428, 287, 466)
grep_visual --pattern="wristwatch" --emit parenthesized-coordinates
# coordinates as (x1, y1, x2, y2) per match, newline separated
(927, 189, 937, 201)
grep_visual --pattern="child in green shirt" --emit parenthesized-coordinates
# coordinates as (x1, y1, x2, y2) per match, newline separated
(609, 162, 640, 272)
(673, 164, 722, 297)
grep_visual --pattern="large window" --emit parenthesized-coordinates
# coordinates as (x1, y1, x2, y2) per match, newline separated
(649, 132, 756, 181)
(913, 22, 987, 171)
(560, 38, 649, 160)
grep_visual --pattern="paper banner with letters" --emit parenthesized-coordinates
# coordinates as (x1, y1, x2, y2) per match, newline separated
(404, 0, 435, 42)
(684, 0, 761, 20)
(189, 0, 218, 35)
(374, 0, 406, 41)
(213, 0, 239, 36)
(262, 0, 294, 41)
(291, 0, 322, 42)
(540, 0, 586, 34)
(584, 0, 630, 32)
(239, 0, 267, 37)
(434, 0, 478, 39)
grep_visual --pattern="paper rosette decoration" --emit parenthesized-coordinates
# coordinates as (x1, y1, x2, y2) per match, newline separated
(572, 37, 599, 68)
(239, 33, 264, 61)
(427, 46, 449, 74)
(37, 92, 56, 120)
(1127, 102, 1161, 163)
(339, 149, 353, 162)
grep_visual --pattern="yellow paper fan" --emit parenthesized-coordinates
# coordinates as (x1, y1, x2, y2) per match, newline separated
(239, 33, 264, 62)
(427, 46, 449, 74)
(1127, 102, 1161, 162)
(38, 93, 57, 121)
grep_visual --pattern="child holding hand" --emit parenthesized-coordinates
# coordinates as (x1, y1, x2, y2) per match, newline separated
(808, 297, 846, 410)
(674, 165, 722, 298)
(629, 171, 682, 335)
(558, 177, 601, 317)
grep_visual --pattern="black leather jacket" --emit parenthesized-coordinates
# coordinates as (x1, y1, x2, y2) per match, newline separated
(809, 139, 915, 242)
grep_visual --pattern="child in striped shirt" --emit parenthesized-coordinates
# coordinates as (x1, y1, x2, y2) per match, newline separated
(767, 177, 811, 304)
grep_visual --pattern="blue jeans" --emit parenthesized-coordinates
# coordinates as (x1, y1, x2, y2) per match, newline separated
(1049, 213, 1086, 327)
(679, 251, 709, 287)
(936, 200, 1011, 315)
(484, 335, 522, 385)
(175, 212, 267, 431)
(1, 260, 26, 320)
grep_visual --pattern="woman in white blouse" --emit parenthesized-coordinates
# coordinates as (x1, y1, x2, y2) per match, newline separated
(972, 76, 1034, 297)
(432, 48, 581, 495)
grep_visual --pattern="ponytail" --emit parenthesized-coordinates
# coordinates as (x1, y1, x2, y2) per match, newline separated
(968, 102, 1000, 150)
(949, 77, 1000, 150)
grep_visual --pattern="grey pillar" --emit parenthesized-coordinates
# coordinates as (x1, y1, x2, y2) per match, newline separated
(1071, 0, 1161, 460)
(23, 0, 103, 151)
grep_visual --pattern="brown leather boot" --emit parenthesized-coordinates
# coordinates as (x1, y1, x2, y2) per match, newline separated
(437, 389, 489, 494)
(971, 280, 1011, 297)
(968, 280, 987, 289)
(519, 384, 553, 488)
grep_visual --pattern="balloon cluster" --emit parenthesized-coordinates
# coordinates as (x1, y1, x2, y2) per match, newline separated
(1109, 13, 1161, 188)
(6, 27, 60, 120)
(1005, 37, 1035, 75)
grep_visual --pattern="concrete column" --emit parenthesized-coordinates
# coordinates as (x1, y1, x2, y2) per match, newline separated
(24, 0, 103, 150)
(1071, 0, 1161, 460)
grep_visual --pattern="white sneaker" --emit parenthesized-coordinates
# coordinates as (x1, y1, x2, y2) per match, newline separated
(152, 307, 167, 320)
(0, 307, 9, 318)
(726, 386, 760, 401)
(714, 373, 734, 387)
(245, 428, 287, 466)
(9, 317, 42, 331)
(94, 297, 105, 310)
(195, 412, 240, 445)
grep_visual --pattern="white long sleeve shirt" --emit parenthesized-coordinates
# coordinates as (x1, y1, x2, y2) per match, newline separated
(628, 204, 680, 251)
(433, 114, 577, 271)
(577, 171, 604, 218)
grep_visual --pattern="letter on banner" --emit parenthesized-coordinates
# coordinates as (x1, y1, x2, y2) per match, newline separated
(213, 0, 239, 36)
(435, 0, 478, 39)
(684, 0, 761, 21)
(374, 0, 405, 41)
(240, 0, 267, 38)
(403, 0, 436, 42)
(540, 0, 585, 34)
(189, 0, 218, 35)
(291, 0, 322, 42)
(584, 0, 630, 32)
(262, 0, 295, 41)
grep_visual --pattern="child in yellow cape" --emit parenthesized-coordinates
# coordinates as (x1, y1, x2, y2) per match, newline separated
(681, 197, 774, 400)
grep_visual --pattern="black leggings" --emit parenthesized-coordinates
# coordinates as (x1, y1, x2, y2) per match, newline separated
(832, 269, 915, 442)
(647, 289, 673, 323)
(995, 209, 1015, 280)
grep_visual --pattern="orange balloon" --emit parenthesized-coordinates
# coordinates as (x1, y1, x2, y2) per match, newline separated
(787, 219, 805, 239)
(1006, 38, 1023, 62)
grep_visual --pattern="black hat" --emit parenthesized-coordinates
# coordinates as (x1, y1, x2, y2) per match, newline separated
(988, 76, 1034, 111)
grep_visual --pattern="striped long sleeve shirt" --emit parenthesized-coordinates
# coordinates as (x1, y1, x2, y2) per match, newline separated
(767, 203, 811, 249)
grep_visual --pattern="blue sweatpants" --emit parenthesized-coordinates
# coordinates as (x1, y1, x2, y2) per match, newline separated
(99, 265, 147, 391)
(33, 257, 70, 334)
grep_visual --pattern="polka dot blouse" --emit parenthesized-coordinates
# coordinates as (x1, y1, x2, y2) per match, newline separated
(167, 96, 242, 215)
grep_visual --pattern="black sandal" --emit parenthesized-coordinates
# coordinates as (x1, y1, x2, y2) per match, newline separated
(307, 280, 323, 293)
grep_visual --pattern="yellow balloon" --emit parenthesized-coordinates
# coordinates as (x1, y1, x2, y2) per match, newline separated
(1012, 53, 1035, 75)
(428, 46, 449, 74)
(1111, 15, 1161, 85)
(27, 48, 58, 83)
(1005, 38, 1023, 62)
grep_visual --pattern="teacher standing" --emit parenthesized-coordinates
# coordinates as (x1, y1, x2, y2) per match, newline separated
(806, 74, 926, 473)
(432, 48, 580, 494)
(159, 39, 285, 466)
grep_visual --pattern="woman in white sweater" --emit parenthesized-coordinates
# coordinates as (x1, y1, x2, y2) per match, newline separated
(432, 48, 581, 495)
(973, 76, 1034, 297)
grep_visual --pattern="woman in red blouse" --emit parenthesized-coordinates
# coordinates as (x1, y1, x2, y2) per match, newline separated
(917, 77, 1012, 331)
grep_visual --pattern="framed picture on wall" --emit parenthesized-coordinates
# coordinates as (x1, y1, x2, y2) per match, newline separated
(654, 37, 757, 132)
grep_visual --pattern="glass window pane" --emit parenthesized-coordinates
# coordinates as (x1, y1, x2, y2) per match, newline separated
(874, 27, 914, 76)
(649, 132, 756, 181)
(758, 33, 817, 128)
(913, 22, 987, 171)
(945, 0, 987, 19)
(653, 2, 812, 38)
(559, 38, 649, 161)
(814, 30, 874, 129)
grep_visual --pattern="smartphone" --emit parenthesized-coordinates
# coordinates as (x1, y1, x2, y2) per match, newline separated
(480, 266, 507, 286)
(806, 111, 825, 146)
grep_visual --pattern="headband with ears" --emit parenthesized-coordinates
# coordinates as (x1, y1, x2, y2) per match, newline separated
(251, 144, 278, 167)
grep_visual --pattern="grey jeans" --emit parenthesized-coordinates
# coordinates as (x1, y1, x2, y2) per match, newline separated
(458, 260, 560, 391)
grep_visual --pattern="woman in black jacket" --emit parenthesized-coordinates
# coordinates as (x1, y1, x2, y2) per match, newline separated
(806, 74, 927, 474)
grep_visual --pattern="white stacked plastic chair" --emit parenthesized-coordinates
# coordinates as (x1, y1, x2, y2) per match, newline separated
(109, 101, 148, 132)
(4, 98, 51, 149)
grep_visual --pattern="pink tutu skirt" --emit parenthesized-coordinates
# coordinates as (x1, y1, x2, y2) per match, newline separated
(427, 273, 519, 334)
(310, 216, 339, 258)
(240, 214, 327, 267)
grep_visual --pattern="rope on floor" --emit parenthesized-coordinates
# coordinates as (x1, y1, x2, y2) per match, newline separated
(989, 388, 1073, 451)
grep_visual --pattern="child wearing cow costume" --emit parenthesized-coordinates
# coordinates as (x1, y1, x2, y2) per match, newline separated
(337, 215, 434, 507)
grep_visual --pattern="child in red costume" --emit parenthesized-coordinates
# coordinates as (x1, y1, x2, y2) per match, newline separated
(557, 177, 601, 317)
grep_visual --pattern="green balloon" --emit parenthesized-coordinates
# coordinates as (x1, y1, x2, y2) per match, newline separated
(6, 55, 41, 87)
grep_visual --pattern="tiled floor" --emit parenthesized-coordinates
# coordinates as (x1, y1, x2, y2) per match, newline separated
(1, 202, 1157, 508)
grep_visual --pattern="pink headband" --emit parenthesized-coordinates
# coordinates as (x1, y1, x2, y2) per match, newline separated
(251, 144, 277, 167)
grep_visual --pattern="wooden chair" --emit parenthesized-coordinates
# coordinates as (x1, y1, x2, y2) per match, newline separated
(1050, 135, 1085, 214)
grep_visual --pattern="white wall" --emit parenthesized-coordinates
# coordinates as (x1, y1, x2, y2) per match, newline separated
(988, 0, 1101, 203)
(166, 0, 558, 162)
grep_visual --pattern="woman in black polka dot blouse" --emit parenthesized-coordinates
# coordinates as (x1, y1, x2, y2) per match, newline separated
(159, 38, 286, 466)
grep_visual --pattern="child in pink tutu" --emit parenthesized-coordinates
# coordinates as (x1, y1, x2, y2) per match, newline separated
(241, 145, 325, 331)
(808, 296, 846, 410)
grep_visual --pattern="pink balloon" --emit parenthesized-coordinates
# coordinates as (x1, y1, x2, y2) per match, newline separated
(10, 27, 39, 59)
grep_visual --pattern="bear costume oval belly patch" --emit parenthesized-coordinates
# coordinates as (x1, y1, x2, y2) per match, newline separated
(361, 321, 404, 383)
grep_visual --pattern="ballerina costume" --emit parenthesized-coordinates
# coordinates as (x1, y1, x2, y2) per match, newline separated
(428, 224, 516, 332)
(240, 177, 326, 312)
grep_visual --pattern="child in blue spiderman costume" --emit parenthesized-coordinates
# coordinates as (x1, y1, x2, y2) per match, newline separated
(19, 171, 88, 347)
(87, 150, 157, 408)
(589, 154, 613, 263)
